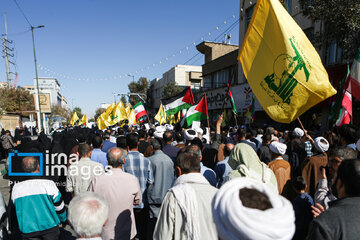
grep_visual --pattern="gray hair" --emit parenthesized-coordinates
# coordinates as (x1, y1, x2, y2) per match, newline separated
(68, 192, 109, 238)
(149, 139, 162, 150)
(329, 146, 357, 160)
(106, 147, 127, 168)
(22, 157, 39, 173)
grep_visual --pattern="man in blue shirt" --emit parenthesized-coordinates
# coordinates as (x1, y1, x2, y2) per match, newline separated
(214, 142, 234, 187)
(101, 132, 116, 153)
(90, 135, 108, 168)
(123, 133, 154, 240)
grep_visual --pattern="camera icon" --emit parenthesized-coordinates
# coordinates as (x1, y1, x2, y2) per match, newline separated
(8, 151, 43, 176)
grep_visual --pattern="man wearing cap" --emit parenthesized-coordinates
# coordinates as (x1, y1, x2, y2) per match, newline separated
(293, 128, 313, 157)
(302, 137, 329, 198)
(268, 141, 291, 195)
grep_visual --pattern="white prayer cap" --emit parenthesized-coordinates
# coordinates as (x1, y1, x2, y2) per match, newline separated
(195, 127, 203, 136)
(165, 124, 174, 131)
(314, 137, 329, 153)
(357, 139, 360, 152)
(292, 128, 304, 137)
(156, 125, 166, 132)
(271, 135, 279, 142)
(153, 131, 164, 139)
(270, 141, 287, 155)
(184, 129, 197, 141)
(212, 178, 295, 240)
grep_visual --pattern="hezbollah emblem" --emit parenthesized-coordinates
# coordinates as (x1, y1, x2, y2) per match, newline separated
(263, 38, 310, 105)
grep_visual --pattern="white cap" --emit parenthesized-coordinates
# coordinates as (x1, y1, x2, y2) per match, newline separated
(270, 141, 287, 155)
(314, 137, 329, 153)
(184, 129, 197, 141)
(292, 128, 304, 137)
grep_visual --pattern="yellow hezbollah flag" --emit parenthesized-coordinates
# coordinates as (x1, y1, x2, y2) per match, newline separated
(128, 109, 136, 125)
(167, 114, 176, 125)
(125, 106, 131, 118)
(96, 103, 115, 130)
(70, 112, 79, 126)
(78, 114, 88, 126)
(238, 0, 336, 123)
(154, 104, 166, 125)
(108, 101, 128, 126)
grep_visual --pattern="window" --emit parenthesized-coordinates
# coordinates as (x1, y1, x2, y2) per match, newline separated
(203, 75, 212, 91)
(246, 5, 255, 28)
(285, 0, 292, 15)
(213, 69, 229, 89)
(326, 41, 342, 66)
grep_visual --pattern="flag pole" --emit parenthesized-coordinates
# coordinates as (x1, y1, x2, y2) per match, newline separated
(297, 117, 306, 132)
(233, 110, 239, 128)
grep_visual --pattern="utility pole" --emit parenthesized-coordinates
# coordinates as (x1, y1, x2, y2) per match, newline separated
(2, 13, 14, 88)
(31, 25, 45, 133)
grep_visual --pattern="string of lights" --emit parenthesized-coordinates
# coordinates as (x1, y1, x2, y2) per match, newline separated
(38, 14, 239, 83)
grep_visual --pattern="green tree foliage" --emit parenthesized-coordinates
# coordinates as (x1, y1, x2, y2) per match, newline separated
(120, 96, 127, 104)
(299, 0, 360, 59)
(73, 106, 83, 119)
(49, 105, 72, 126)
(162, 81, 183, 99)
(128, 77, 149, 106)
(0, 87, 35, 116)
(94, 107, 105, 121)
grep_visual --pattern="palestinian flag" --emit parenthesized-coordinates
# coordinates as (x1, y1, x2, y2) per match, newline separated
(228, 89, 237, 114)
(345, 47, 360, 101)
(181, 94, 208, 127)
(245, 94, 255, 121)
(162, 87, 195, 116)
(134, 101, 147, 121)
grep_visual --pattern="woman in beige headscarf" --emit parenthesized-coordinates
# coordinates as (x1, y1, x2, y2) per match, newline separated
(226, 143, 278, 192)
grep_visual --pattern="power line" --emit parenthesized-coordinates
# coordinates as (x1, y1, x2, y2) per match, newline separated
(12, 0, 32, 27)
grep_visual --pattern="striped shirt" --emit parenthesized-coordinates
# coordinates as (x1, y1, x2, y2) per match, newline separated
(11, 179, 67, 234)
(124, 151, 154, 208)
(305, 141, 313, 157)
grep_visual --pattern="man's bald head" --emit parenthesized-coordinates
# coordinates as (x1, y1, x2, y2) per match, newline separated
(224, 143, 235, 157)
(22, 156, 39, 173)
(107, 147, 127, 168)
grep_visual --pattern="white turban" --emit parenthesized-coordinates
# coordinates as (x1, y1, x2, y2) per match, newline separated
(165, 124, 174, 131)
(292, 128, 304, 137)
(212, 178, 295, 240)
(156, 125, 166, 132)
(184, 129, 197, 141)
(270, 141, 287, 155)
(357, 139, 360, 152)
(154, 131, 164, 139)
(195, 127, 203, 136)
(314, 137, 329, 153)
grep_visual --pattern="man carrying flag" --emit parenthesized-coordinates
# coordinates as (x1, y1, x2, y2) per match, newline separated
(238, 0, 336, 123)
(161, 87, 195, 116)
(181, 94, 208, 128)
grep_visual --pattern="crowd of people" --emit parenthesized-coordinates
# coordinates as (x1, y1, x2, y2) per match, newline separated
(0, 116, 360, 240)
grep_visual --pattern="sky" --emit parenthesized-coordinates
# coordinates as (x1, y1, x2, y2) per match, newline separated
(1, 0, 240, 117)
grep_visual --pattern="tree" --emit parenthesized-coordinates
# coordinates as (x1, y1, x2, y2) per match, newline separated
(299, 0, 360, 59)
(73, 107, 83, 119)
(0, 87, 35, 117)
(120, 96, 127, 104)
(94, 107, 105, 121)
(48, 105, 72, 126)
(162, 81, 183, 99)
(128, 77, 149, 106)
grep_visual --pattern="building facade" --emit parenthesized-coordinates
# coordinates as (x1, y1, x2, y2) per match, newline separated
(150, 65, 202, 111)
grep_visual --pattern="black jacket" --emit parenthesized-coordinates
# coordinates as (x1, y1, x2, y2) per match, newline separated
(306, 197, 360, 240)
